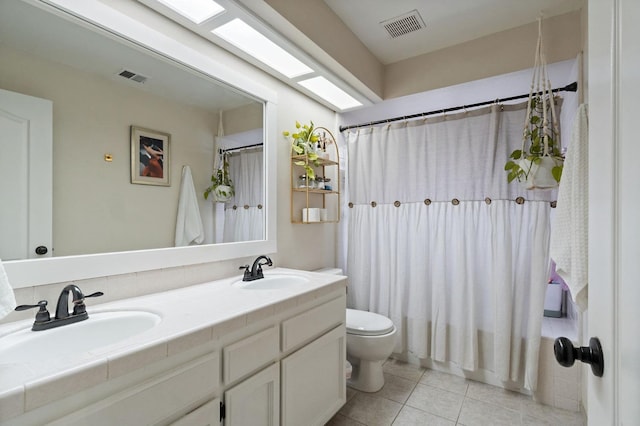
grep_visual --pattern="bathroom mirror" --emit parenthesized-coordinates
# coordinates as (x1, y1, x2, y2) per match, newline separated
(2, 0, 277, 287)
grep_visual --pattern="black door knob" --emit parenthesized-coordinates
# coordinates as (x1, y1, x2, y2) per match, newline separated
(554, 336, 604, 377)
(35, 246, 48, 255)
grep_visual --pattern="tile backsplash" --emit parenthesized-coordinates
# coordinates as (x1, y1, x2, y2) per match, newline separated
(2, 256, 259, 326)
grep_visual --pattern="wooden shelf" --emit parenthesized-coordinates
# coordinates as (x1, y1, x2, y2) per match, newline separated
(291, 155, 338, 167)
(291, 220, 340, 225)
(292, 188, 339, 194)
(290, 127, 340, 224)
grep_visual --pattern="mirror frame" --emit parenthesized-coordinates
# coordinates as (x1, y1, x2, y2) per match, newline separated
(6, 0, 277, 289)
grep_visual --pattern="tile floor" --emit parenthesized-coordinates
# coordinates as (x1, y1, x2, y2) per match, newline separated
(326, 359, 587, 426)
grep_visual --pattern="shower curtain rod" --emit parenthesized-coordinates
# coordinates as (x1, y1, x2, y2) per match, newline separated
(219, 142, 263, 154)
(339, 81, 578, 132)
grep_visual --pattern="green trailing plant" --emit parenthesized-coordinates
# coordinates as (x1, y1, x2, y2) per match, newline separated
(504, 95, 564, 184)
(204, 153, 235, 201)
(283, 120, 321, 180)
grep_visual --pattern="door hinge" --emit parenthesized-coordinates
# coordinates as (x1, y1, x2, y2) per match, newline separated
(220, 401, 226, 421)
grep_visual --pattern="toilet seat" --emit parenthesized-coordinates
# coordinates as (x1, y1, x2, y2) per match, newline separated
(346, 309, 395, 336)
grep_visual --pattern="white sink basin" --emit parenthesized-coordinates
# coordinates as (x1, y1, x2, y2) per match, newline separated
(232, 274, 309, 290)
(0, 310, 161, 364)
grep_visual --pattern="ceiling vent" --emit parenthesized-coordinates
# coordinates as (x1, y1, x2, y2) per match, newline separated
(380, 10, 425, 39)
(117, 69, 149, 84)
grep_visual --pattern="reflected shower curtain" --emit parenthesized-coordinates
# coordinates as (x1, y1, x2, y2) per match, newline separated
(223, 149, 264, 242)
(343, 103, 556, 390)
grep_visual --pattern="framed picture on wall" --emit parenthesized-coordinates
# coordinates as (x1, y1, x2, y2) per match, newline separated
(130, 126, 170, 186)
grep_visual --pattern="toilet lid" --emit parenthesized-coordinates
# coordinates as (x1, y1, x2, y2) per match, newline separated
(346, 309, 395, 336)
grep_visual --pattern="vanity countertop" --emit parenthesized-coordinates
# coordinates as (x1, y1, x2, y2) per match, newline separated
(0, 268, 346, 420)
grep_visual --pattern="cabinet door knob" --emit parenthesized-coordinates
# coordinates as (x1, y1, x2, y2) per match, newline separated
(554, 336, 604, 377)
(35, 245, 48, 255)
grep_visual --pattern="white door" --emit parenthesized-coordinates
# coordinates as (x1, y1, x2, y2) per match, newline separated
(0, 88, 52, 260)
(588, 0, 640, 424)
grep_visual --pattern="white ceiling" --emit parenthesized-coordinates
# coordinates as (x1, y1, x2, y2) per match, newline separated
(323, 0, 585, 64)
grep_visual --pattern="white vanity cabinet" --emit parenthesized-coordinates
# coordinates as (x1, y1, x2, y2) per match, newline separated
(219, 294, 346, 426)
(3, 274, 347, 426)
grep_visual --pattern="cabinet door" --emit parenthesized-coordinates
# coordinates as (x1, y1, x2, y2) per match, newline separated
(281, 325, 346, 426)
(224, 363, 279, 426)
(170, 398, 220, 426)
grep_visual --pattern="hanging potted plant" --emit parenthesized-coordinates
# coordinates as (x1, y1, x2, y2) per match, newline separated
(504, 17, 563, 189)
(504, 94, 564, 189)
(204, 151, 235, 202)
(283, 120, 320, 180)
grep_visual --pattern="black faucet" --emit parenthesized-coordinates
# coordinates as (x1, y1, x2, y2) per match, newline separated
(56, 284, 103, 319)
(15, 285, 103, 331)
(239, 255, 273, 281)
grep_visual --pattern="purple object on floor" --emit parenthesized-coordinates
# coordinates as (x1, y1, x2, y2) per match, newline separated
(549, 260, 569, 291)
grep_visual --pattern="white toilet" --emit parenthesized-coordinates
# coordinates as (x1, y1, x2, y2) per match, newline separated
(314, 268, 398, 393)
(345, 308, 397, 392)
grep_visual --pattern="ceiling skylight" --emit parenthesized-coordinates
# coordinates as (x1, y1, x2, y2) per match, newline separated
(212, 18, 314, 79)
(157, 0, 225, 24)
(298, 76, 363, 110)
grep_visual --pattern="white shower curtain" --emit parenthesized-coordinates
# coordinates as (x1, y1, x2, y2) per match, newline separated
(343, 103, 556, 391)
(223, 149, 264, 242)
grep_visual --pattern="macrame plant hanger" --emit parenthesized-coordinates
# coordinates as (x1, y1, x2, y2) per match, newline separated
(517, 16, 564, 189)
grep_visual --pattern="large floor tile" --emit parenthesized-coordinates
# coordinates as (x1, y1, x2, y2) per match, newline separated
(326, 413, 367, 426)
(521, 398, 586, 426)
(466, 380, 527, 412)
(405, 383, 464, 421)
(372, 373, 418, 404)
(329, 358, 587, 426)
(338, 393, 403, 426)
(420, 369, 469, 395)
(457, 397, 521, 426)
(392, 406, 455, 426)
(383, 359, 425, 382)
(346, 387, 360, 403)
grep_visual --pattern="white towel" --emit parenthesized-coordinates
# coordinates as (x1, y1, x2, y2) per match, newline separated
(549, 104, 589, 311)
(175, 166, 205, 247)
(0, 258, 17, 320)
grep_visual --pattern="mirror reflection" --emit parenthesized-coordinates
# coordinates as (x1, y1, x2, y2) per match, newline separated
(0, 1, 265, 261)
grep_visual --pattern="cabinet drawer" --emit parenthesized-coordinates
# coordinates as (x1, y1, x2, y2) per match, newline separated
(49, 352, 220, 426)
(169, 398, 220, 426)
(223, 326, 279, 384)
(281, 296, 345, 352)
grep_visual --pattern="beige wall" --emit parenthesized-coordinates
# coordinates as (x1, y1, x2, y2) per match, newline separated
(384, 11, 582, 99)
(224, 103, 263, 135)
(0, 45, 222, 256)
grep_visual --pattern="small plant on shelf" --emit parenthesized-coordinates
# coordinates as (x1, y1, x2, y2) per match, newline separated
(283, 120, 321, 179)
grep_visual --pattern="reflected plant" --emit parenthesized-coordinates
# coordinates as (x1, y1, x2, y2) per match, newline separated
(204, 153, 235, 201)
